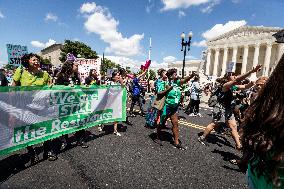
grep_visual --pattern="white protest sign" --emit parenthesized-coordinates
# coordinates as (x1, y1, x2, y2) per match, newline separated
(107, 68, 117, 78)
(226, 62, 236, 73)
(75, 58, 101, 84)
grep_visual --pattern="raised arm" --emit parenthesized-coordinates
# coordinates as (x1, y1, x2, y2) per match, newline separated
(234, 80, 256, 91)
(222, 65, 261, 92)
(137, 69, 148, 79)
(180, 72, 196, 85)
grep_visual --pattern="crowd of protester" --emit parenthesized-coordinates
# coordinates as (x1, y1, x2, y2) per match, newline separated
(0, 52, 283, 189)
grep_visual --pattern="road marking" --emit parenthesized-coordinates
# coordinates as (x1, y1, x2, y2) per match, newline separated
(127, 108, 208, 131)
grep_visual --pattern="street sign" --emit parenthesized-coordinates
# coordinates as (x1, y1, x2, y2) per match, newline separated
(273, 30, 284, 43)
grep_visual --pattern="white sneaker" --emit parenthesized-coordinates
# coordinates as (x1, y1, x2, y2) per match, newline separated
(114, 132, 121, 136)
(98, 126, 102, 132)
(196, 113, 203, 117)
(188, 113, 196, 117)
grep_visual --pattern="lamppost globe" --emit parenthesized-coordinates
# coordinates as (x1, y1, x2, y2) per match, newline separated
(181, 32, 186, 40)
(188, 31, 193, 38)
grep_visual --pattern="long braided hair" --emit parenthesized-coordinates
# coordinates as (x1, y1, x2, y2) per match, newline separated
(242, 54, 284, 187)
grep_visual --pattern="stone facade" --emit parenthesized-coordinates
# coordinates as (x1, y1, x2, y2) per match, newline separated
(205, 26, 284, 79)
(39, 44, 63, 68)
(168, 60, 202, 77)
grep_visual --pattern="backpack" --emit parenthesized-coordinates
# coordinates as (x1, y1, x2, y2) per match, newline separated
(208, 86, 225, 107)
(132, 78, 141, 96)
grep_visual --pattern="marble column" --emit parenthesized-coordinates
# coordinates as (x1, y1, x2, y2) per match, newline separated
(221, 47, 228, 76)
(241, 45, 249, 74)
(213, 48, 220, 76)
(251, 43, 260, 79)
(232, 46, 238, 63)
(205, 49, 212, 75)
(263, 43, 272, 76)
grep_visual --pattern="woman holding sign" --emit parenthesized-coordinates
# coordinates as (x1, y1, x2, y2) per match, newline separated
(12, 53, 55, 163)
(107, 70, 125, 136)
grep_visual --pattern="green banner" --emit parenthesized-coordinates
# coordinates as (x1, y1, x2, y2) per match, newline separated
(0, 85, 127, 156)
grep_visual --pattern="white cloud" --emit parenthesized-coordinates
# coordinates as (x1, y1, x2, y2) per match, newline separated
(0, 11, 4, 18)
(45, 13, 58, 22)
(31, 39, 56, 48)
(151, 60, 169, 69)
(192, 40, 207, 47)
(105, 56, 141, 68)
(193, 20, 246, 48)
(102, 55, 169, 72)
(81, 2, 144, 57)
(202, 20, 247, 40)
(163, 56, 176, 63)
(200, 0, 220, 13)
(80, 2, 97, 14)
(146, 0, 155, 13)
(161, 0, 211, 11)
(31, 41, 45, 48)
(178, 10, 186, 17)
(186, 55, 198, 59)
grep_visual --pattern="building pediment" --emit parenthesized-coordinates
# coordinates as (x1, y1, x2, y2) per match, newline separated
(208, 25, 282, 44)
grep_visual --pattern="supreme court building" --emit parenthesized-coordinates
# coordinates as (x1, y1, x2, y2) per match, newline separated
(205, 26, 284, 78)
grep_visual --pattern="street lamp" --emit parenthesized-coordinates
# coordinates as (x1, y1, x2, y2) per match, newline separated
(180, 31, 193, 78)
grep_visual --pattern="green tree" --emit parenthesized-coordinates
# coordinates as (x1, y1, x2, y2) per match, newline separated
(100, 58, 121, 75)
(147, 69, 156, 80)
(4, 64, 17, 71)
(59, 40, 98, 62)
(39, 56, 51, 65)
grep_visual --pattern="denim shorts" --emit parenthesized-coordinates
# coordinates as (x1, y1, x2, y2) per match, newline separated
(212, 104, 235, 122)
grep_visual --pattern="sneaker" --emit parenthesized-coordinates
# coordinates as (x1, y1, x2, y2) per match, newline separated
(196, 113, 203, 117)
(61, 142, 71, 150)
(47, 152, 58, 161)
(114, 132, 121, 136)
(77, 141, 89, 148)
(98, 126, 103, 132)
(197, 136, 208, 146)
(173, 143, 186, 150)
(188, 113, 196, 117)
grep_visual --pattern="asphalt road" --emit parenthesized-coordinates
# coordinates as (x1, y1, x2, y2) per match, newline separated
(0, 103, 246, 189)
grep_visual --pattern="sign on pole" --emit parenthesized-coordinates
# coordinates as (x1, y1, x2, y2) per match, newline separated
(226, 61, 236, 73)
(75, 58, 101, 84)
(6, 44, 28, 67)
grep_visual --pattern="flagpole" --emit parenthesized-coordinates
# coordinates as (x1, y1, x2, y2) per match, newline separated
(148, 37, 151, 78)
(147, 37, 151, 92)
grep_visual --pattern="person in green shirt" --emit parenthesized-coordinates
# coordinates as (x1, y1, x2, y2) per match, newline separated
(12, 53, 54, 163)
(156, 68, 195, 150)
(241, 55, 284, 189)
(12, 54, 50, 87)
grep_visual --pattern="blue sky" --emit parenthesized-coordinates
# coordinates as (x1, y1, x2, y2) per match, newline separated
(0, 0, 284, 68)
